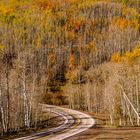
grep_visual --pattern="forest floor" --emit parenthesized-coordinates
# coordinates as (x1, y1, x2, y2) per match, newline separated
(66, 112, 140, 140)
(0, 110, 64, 140)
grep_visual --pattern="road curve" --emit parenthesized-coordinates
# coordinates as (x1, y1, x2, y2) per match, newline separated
(15, 104, 95, 140)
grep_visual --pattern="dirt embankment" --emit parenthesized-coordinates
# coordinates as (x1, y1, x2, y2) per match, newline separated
(0, 111, 64, 140)
(66, 113, 140, 140)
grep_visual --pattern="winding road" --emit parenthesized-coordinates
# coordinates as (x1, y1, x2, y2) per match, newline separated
(15, 105, 95, 140)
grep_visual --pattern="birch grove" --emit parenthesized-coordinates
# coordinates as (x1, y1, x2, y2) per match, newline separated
(0, 0, 140, 136)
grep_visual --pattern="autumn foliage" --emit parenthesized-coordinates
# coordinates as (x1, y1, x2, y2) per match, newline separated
(111, 45, 140, 64)
(0, 0, 140, 137)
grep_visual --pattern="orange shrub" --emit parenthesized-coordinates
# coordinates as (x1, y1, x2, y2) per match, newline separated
(111, 52, 121, 63)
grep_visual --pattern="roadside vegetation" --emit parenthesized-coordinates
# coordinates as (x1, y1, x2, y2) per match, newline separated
(0, 0, 140, 136)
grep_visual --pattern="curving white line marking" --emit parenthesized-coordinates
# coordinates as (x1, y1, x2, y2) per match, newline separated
(48, 106, 95, 140)
(15, 109, 69, 140)
(15, 105, 95, 140)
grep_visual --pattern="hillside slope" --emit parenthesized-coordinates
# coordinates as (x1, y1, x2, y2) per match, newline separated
(0, 0, 140, 137)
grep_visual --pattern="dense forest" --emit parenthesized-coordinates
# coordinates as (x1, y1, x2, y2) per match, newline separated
(0, 0, 140, 136)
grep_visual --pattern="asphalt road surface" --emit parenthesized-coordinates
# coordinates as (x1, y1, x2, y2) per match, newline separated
(15, 105, 95, 140)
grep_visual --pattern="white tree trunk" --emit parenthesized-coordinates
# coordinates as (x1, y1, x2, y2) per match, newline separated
(0, 87, 6, 133)
(136, 76, 139, 125)
(23, 73, 30, 128)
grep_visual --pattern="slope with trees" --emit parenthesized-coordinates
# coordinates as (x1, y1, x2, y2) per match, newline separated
(0, 0, 140, 136)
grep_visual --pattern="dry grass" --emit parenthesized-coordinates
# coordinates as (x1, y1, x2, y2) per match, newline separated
(0, 111, 64, 140)
(66, 113, 140, 140)
(67, 127, 140, 140)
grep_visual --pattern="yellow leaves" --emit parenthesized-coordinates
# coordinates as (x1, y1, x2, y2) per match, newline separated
(130, 14, 140, 31)
(66, 30, 76, 41)
(133, 47, 140, 57)
(111, 52, 121, 63)
(78, 0, 96, 10)
(44, 7, 52, 15)
(0, 4, 15, 18)
(114, 7, 140, 31)
(65, 18, 74, 31)
(123, 47, 140, 64)
(36, 36, 42, 48)
(10, 0, 18, 5)
(65, 68, 78, 83)
(86, 41, 97, 52)
(86, 41, 94, 49)
(65, 0, 79, 4)
(114, 17, 140, 31)
(78, 35, 83, 42)
(0, 44, 5, 53)
(36, 0, 61, 13)
(111, 45, 140, 64)
(68, 52, 76, 70)
(36, 0, 50, 10)
(0, 3, 19, 23)
(115, 18, 129, 30)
